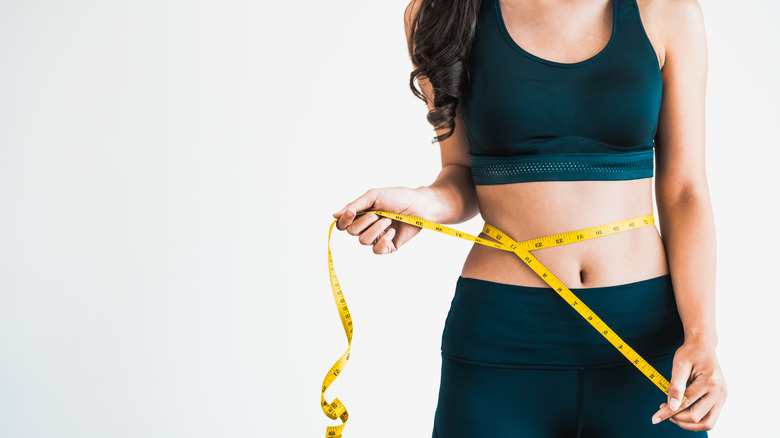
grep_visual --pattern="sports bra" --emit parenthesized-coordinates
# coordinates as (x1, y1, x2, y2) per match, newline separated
(459, 0, 662, 185)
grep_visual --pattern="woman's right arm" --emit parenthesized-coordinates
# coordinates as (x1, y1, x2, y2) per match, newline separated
(419, 105, 480, 225)
(331, 0, 479, 255)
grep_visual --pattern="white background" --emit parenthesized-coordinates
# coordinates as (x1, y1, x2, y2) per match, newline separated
(1, 1, 777, 437)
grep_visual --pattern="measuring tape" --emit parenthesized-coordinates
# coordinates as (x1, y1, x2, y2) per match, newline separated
(321, 210, 684, 437)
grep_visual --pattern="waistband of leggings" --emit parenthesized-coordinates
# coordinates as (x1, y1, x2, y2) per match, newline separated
(440, 273, 685, 367)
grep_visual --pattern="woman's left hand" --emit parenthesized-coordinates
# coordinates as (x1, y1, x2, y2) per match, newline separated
(650, 339, 728, 431)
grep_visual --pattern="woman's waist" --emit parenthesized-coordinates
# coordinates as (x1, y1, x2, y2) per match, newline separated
(474, 178, 655, 237)
(461, 213, 668, 288)
(468, 179, 663, 288)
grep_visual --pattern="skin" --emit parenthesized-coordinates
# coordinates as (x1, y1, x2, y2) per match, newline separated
(333, 0, 727, 431)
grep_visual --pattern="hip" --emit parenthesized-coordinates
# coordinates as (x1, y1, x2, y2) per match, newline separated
(440, 273, 685, 368)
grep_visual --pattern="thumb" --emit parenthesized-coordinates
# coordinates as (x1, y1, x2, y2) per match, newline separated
(667, 358, 692, 411)
(334, 190, 379, 218)
(391, 220, 425, 251)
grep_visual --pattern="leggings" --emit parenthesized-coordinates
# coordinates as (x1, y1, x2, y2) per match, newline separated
(432, 274, 707, 438)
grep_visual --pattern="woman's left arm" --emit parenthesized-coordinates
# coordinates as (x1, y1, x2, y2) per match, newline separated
(649, 0, 727, 431)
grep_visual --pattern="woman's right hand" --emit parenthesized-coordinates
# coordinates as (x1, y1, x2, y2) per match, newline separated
(332, 186, 438, 255)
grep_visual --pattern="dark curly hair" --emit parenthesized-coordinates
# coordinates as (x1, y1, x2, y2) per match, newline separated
(405, 0, 482, 144)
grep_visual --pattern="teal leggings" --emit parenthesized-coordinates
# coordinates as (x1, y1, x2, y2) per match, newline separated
(432, 275, 707, 438)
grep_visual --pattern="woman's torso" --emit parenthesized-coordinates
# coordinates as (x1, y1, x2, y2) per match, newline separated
(458, 0, 668, 288)
(462, 179, 669, 288)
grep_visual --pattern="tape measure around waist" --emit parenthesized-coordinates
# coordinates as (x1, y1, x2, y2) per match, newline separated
(321, 210, 683, 437)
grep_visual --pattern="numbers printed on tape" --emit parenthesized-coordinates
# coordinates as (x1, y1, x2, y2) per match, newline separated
(321, 210, 682, 437)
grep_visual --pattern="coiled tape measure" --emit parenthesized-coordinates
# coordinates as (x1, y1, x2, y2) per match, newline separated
(321, 210, 684, 437)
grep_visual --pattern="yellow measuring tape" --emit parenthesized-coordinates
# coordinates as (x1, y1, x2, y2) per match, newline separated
(321, 210, 683, 437)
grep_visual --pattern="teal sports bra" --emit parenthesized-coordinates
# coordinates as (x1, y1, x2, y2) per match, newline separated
(460, 0, 662, 185)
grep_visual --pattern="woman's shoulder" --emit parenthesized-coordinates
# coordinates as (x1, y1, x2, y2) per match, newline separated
(638, 0, 706, 71)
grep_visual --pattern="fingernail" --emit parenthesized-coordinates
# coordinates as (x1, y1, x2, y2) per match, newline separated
(651, 416, 660, 424)
(669, 397, 680, 411)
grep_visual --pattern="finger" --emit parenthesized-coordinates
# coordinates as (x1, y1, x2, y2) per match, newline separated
(667, 356, 693, 411)
(334, 189, 379, 228)
(342, 190, 379, 218)
(692, 397, 725, 430)
(336, 208, 357, 231)
(652, 379, 709, 422)
(374, 227, 397, 255)
(652, 399, 689, 423)
(669, 406, 719, 432)
(358, 217, 393, 246)
(667, 393, 716, 424)
(338, 207, 375, 232)
(345, 212, 380, 237)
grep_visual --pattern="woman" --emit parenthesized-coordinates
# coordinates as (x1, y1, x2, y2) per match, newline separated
(332, 0, 727, 435)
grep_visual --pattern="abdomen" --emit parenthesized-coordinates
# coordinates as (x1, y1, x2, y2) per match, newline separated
(461, 177, 669, 288)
